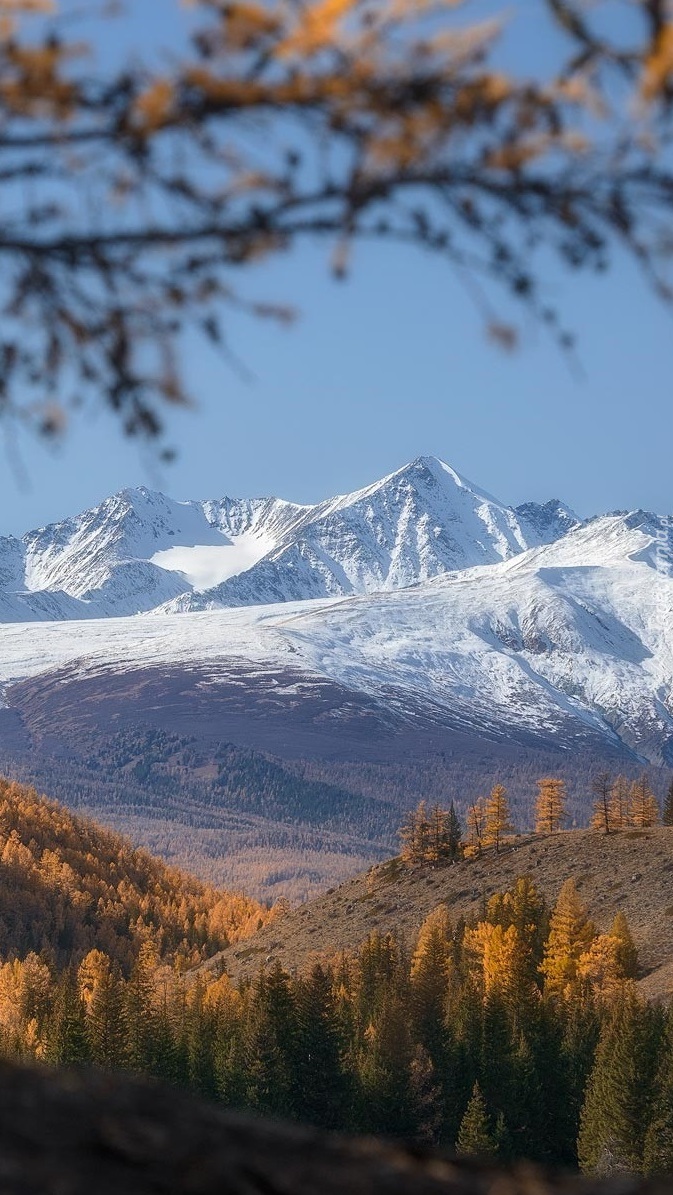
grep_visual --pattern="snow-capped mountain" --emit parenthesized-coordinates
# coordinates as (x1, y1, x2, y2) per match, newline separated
(1, 507, 672, 766)
(0, 457, 578, 620)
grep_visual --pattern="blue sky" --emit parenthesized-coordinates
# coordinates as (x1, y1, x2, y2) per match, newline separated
(1, 1, 671, 535)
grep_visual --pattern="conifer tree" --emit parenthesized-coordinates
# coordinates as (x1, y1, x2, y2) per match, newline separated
(409, 1044, 444, 1144)
(466, 799, 487, 856)
(446, 803, 463, 861)
(410, 905, 452, 1064)
(610, 913, 639, 981)
(663, 778, 673, 828)
(578, 986, 664, 1175)
(483, 785, 514, 854)
(540, 880, 595, 998)
(45, 971, 90, 1068)
(590, 772, 614, 835)
(292, 964, 349, 1130)
(643, 1006, 673, 1175)
(609, 775, 632, 830)
(456, 1081, 498, 1157)
(535, 778, 567, 835)
(629, 774, 660, 828)
(399, 802, 431, 865)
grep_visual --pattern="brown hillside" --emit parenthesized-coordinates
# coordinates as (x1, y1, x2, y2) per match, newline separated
(204, 828, 673, 1000)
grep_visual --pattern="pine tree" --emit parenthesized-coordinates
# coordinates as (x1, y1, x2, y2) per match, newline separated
(446, 802, 463, 860)
(643, 1006, 673, 1175)
(578, 986, 664, 1175)
(292, 964, 349, 1130)
(483, 785, 514, 853)
(456, 1081, 498, 1157)
(535, 778, 567, 834)
(45, 971, 90, 1067)
(610, 913, 638, 980)
(410, 905, 452, 1063)
(629, 774, 660, 828)
(540, 879, 595, 998)
(663, 778, 673, 827)
(590, 772, 614, 834)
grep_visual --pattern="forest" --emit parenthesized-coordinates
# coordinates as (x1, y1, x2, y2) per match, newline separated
(0, 778, 671, 1175)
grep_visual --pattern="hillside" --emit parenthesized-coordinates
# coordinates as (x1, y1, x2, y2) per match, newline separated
(204, 828, 673, 1001)
(0, 776, 268, 971)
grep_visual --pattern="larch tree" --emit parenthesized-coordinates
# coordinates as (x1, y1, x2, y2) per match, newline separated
(483, 784, 514, 854)
(535, 778, 567, 835)
(590, 772, 614, 835)
(609, 775, 633, 830)
(540, 879, 595, 998)
(629, 775, 660, 828)
(3, 2, 673, 452)
(466, 798, 487, 857)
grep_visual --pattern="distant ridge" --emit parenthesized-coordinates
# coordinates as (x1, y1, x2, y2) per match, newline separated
(0, 456, 578, 620)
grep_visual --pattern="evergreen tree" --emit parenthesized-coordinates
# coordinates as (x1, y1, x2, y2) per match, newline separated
(292, 964, 349, 1130)
(456, 1081, 498, 1157)
(535, 778, 567, 834)
(610, 913, 639, 980)
(410, 905, 453, 1061)
(578, 986, 664, 1175)
(643, 1006, 673, 1175)
(446, 802, 463, 860)
(663, 778, 673, 827)
(483, 785, 514, 853)
(590, 772, 614, 834)
(45, 971, 90, 1067)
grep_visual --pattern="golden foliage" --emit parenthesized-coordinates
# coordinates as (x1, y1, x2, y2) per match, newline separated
(0, 777, 270, 972)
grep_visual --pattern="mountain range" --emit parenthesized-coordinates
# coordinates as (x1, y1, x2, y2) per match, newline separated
(0, 456, 671, 899)
(0, 457, 577, 619)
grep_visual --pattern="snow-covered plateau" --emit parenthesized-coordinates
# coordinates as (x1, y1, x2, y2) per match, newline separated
(0, 461, 672, 764)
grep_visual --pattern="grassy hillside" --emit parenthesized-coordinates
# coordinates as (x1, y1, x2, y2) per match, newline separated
(204, 828, 673, 1001)
(0, 776, 269, 972)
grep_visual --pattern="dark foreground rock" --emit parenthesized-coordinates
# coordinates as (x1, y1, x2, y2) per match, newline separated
(0, 1060, 666, 1195)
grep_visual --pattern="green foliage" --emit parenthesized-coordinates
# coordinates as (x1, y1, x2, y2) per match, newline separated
(578, 987, 664, 1175)
(456, 1082, 499, 1157)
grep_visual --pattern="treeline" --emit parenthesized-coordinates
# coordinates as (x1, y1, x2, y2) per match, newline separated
(0, 778, 269, 971)
(0, 873, 671, 1175)
(400, 772, 672, 863)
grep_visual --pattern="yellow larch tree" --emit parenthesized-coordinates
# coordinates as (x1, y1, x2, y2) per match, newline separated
(609, 775, 632, 829)
(465, 798, 487, 856)
(483, 784, 514, 853)
(590, 771, 614, 834)
(540, 878, 595, 998)
(629, 775, 660, 828)
(535, 777, 567, 835)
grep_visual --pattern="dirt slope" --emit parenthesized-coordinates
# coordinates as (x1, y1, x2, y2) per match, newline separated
(206, 829, 673, 1000)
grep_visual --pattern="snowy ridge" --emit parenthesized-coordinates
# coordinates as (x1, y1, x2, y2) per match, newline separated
(0, 457, 578, 620)
(0, 507, 672, 765)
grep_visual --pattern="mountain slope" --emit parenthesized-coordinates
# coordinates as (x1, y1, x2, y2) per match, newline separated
(0, 458, 577, 620)
(204, 827, 673, 1003)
